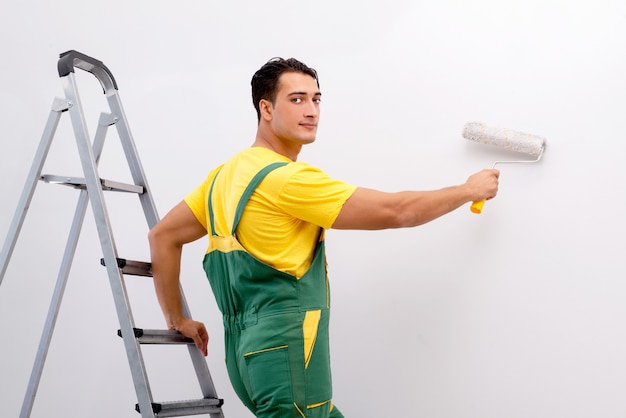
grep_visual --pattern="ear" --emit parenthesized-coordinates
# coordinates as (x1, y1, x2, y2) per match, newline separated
(259, 99, 273, 121)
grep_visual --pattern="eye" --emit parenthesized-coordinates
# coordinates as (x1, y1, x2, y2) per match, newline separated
(292, 97, 303, 103)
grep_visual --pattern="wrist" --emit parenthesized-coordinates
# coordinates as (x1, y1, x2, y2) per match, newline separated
(166, 314, 186, 330)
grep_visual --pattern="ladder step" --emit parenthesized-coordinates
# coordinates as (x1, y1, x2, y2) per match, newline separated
(135, 398, 224, 417)
(118, 328, 195, 345)
(40, 174, 144, 193)
(100, 257, 152, 277)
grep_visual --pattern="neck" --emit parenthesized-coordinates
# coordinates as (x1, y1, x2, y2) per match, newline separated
(252, 125, 301, 161)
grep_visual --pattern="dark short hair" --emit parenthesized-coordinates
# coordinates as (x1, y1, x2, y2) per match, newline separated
(251, 57, 319, 122)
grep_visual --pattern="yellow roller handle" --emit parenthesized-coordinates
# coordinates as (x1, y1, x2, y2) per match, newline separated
(470, 199, 485, 214)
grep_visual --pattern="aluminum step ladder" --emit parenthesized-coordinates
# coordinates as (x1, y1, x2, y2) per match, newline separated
(0, 50, 224, 418)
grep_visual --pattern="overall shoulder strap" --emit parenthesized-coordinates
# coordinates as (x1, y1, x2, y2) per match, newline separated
(231, 161, 288, 235)
(207, 171, 221, 236)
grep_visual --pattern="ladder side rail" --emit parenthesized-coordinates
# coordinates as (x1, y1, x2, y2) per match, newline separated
(61, 73, 157, 418)
(186, 346, 225, 417)
(19, 114, 114, 418)
(180, 289, 224, 416)
(105, 92, 160, 229)
(20, 189, 90, 418)
(106, 90, 223, 413)
(0, 99, 69, 285)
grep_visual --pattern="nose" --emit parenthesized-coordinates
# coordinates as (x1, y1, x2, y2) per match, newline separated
(304, 100, 319, 118)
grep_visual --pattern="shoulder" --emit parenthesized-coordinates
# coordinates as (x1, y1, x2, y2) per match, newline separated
(275, 160, 322, 175)
(265, 161, 328, 185)
(266, 161, 356, 200)
(196, 164, 225, 190)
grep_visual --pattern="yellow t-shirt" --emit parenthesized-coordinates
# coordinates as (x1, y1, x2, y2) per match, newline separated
(185, 147, 357, 277)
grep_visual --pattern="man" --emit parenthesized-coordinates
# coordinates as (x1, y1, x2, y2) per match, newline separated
(148, 57, 499, 418)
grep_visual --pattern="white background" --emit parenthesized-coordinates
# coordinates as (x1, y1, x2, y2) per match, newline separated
(1, 1, 625, 417)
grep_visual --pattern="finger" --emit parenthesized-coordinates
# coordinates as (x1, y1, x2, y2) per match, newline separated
(192, 334, 207, 356)
(197, 326, 209, 356)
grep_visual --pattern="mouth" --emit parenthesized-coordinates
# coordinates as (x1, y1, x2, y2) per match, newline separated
(300, 122, 317, 129)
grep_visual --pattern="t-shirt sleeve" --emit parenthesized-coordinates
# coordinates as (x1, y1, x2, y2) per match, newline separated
(183, 166, 223, 231)
(270, 162, 357, 229)
(184, 181, 208, 231)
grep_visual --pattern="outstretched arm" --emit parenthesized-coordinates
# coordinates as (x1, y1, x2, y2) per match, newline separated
(148, 200, 209, 355)
(332, 168, 499, 230)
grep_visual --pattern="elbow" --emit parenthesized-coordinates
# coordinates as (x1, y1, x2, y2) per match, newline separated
(381, 191, 427, 229)
(391, 208, 420, 229)
(392, 199, 432, 228)
(147, 223, 164, 250)
(148, 221, 189, 253)
(147, 223, 178, 266)
(333, 188, 425, 230)
(147, 225, 156, 245)
(369, 206, 414, 230)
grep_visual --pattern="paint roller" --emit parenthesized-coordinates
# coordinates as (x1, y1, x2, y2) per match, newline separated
(462, 121, 546, 214)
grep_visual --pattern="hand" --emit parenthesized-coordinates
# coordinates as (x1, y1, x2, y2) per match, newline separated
(466, 168, 499, 202)
(170, 317, 209, 356)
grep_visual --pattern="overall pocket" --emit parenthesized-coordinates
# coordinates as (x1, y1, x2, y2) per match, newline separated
(244, 345, 294, 406)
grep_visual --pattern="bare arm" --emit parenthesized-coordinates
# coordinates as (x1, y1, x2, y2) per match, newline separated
(148, 200, 209, 355)
(332, 168, 499, 230)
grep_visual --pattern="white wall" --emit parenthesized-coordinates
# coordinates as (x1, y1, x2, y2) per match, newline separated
(1, 1, 625, 417)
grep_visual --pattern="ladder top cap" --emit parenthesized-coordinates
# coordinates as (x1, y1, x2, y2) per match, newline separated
(58, 50, 118, 91)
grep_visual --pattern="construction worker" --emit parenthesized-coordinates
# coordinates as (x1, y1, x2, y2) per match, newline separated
(148, 57, 499, 418)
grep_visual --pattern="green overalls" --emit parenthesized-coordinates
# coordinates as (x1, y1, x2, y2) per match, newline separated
(203, 162, 344, 418)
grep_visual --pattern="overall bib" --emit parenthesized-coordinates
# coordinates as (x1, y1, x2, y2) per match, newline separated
(202, 162, 344, 418)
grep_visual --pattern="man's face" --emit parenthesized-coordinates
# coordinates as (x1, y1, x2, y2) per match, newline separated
(267, 71, 321, 146)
